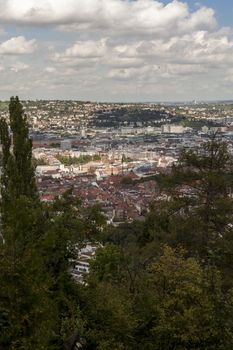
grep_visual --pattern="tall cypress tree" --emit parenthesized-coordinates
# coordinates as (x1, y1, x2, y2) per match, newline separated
(0, 97, 90, 349)
(0, 97, 55, 349)
(0, 97, 39, 236)
(8, 96, 37, 199)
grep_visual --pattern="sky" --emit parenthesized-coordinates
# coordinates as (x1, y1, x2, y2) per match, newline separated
(0, 0, 233, 102)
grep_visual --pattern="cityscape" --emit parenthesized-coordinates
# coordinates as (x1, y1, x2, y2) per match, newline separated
(1, 100, 232, 223)
(1, 0, 233, 349)
(1, 99, 233, 286)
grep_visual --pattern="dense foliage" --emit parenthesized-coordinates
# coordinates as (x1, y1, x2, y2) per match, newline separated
(56, 154, 101, 166)
(0, 97, 104, 349)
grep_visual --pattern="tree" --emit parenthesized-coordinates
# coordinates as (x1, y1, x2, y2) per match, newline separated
(79, 242, 233, 350)
(1, 97, 37, 203)
(0, 98, 106, 348)
(81, 245, 137, 349)
(143, 139, 233, 267)
(0, 97, 56, 348)
(137, 246, 233, 350)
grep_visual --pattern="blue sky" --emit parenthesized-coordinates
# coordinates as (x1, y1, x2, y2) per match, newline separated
(0, 0, 233, 101)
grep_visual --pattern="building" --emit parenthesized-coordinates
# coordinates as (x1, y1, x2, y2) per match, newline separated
(61, 139, 72, 150)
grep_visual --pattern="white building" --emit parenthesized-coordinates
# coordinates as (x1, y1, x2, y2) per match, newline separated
(161, 124, 186, 134)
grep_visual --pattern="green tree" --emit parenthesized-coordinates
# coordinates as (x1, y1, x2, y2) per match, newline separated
(79, 242, 233, 350)
(136, 246, 233, 350)
(144, 139, 233, 266)
(81, 245, 137, 350)
(0, 97, 56, 348)
(0, 98, 95, 349)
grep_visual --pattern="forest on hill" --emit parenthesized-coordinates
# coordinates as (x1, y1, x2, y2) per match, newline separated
(0, 97, 233, 350)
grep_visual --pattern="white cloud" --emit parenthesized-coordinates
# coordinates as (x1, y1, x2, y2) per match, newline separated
(178, 6, 216, 32)
(10, 62, 30, 72)
(52, 39, 107, 70)
(45, 66, 57, 73)
(0, 36, 37, 55)
(0, 1, 232, 101)
(55, 39, 107, 60)
(46, 16, 233, 101)
(109, 29, 233, 67)
(108, 65, 160, 81)
(0, 0, 217, 36)
(106, 56, 144, 69)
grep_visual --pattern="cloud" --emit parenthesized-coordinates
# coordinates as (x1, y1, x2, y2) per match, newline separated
(178, 6, 216, 32)
(0, 36, 37, 55)
(108, 65, 159, 81)
(108, 28, 233, 66)
(0, 0, 217, 36)
(10, 62, 30, 72)
(0, 0, 232, 101)
(45, 66, 57, 73)
(52, 27, 233, 72)
(51, 39, 107, 70)
(54, 39, 107, 60)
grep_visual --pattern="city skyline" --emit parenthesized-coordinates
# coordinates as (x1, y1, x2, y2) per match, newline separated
(0, 0, 233, 102)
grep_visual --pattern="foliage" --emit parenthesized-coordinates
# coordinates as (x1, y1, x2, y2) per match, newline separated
(0, 97, 105, 349)
(121, 176, 134, 186)
(143, 139, 233, 263)
(181, 118, 221, 130)
(32, 157, 49, 167)
(0, 97, 54, 348)
(56, 154, 101, 166)
(79, 243, 233, 350)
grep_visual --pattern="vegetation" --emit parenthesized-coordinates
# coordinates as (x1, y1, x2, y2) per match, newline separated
(90, 107, 180, 128)
(0, 97, 233, 349)
(80, 244, 233, 350)
(0, 97, 104, 349)
(121, 176, 134, 186)
(122, 154, 133, 163)
(50, 142, 61, 148)
(56, 154, 101, 166)
(32, 157, 49, 167)
(79, 136, 233, 349)
(181, 118, 221, 129)
(0, 101, 8, 112)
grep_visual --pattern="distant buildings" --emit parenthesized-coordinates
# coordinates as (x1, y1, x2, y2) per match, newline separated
(61, 139, 72, 150)
(1, 99, 231, 225)
(70, 243, 102, 284)
(161, 124, 188, 134)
